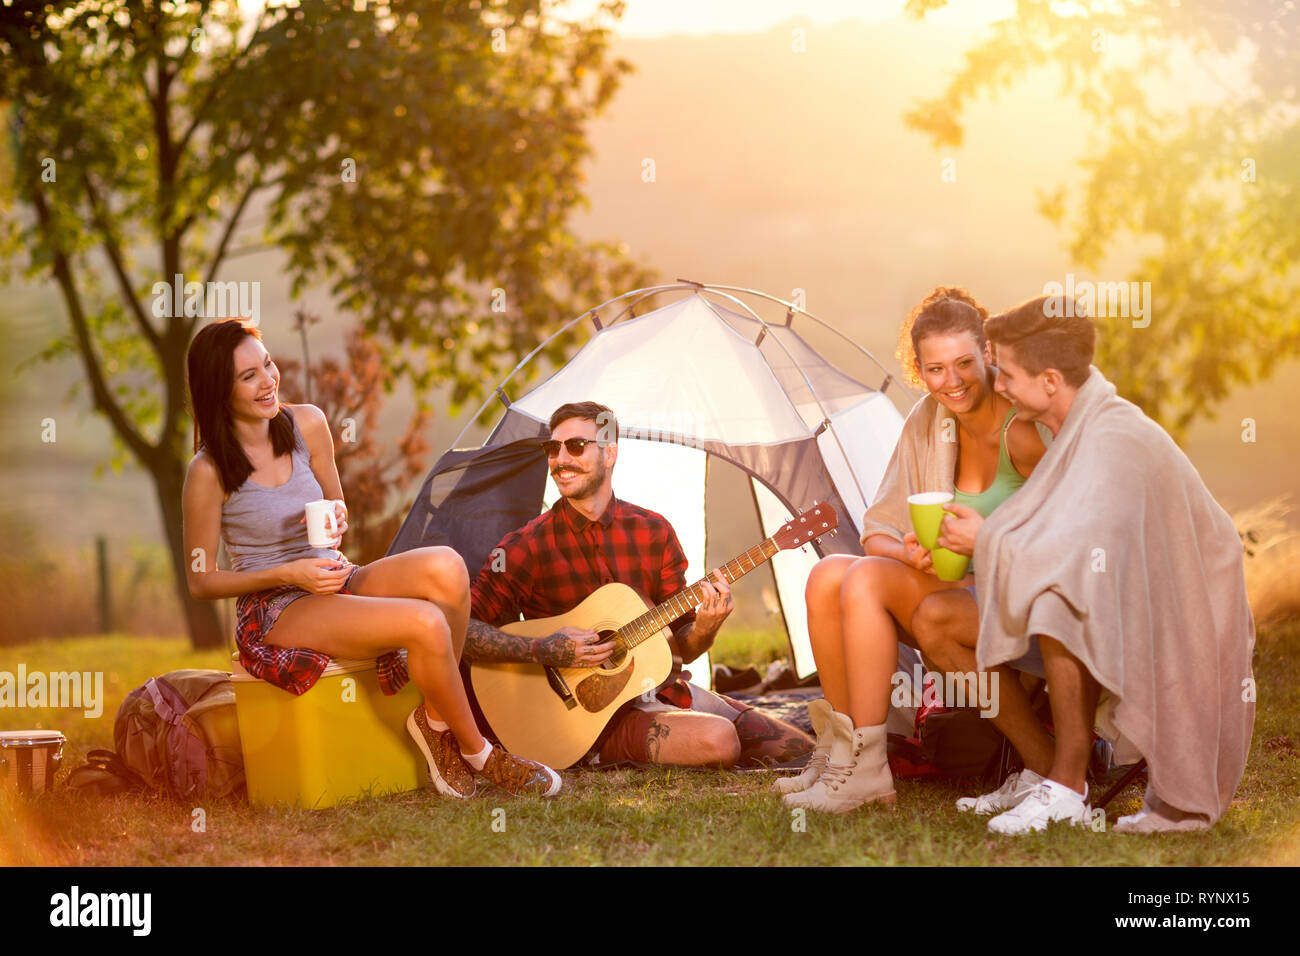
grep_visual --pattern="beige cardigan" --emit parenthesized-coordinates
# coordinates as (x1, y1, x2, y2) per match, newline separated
(858, 379, 1049, 547)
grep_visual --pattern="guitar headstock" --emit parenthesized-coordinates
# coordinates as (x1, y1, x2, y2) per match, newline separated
(773, 501, 839, 551)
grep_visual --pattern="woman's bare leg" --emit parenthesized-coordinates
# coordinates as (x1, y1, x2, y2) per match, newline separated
(345, 546, 470, 657)
(267, 587, 485, 753)
(804, 555, 857, 713)
(839, 557, 966, 726)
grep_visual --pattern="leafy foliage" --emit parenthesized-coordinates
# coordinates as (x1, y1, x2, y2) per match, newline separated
(904, 0, 1300, 439)
(276, 316, 431, 567)
(0, 0, 652, 645)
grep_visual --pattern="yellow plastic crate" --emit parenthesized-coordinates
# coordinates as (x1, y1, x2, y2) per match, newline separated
(230, 655, 425, 808)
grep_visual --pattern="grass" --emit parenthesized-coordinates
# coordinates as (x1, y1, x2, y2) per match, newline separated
(711, 626, 792, 670)
(2, 622, 1298, 866)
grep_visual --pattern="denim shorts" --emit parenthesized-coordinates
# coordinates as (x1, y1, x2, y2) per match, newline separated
(230, 563, 414, 698)
(236, 564, 362, 647)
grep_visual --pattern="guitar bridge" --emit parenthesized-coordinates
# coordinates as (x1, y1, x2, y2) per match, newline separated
(543, 665, 578, 710)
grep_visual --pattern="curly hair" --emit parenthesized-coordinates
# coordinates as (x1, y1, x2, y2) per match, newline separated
(895, 287, 990, 388)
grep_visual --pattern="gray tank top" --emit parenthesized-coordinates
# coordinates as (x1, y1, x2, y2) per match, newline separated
(221, 408, 345, 574)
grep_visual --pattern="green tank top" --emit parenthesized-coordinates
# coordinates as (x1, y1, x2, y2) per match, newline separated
(952, 409, 1025, 519)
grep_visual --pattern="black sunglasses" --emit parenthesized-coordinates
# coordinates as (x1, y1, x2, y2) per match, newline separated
(542, 437, 601, 458)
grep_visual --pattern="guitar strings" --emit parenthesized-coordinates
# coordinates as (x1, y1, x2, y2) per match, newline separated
(619, 539, 779, 648)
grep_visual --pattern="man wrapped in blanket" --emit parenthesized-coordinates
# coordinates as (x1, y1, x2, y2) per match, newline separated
(911, 295, 1255, 834)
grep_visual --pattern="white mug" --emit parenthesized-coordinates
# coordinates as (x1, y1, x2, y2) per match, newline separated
(305, 499, 340, 548)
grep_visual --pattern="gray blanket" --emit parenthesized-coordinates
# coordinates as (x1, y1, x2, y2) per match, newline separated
(975, 369, 1255, 823)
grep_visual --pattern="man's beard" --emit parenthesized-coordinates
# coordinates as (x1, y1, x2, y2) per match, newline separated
(554, 455, 608, 500)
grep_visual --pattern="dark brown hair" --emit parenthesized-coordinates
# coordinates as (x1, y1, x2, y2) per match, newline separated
(186, 319, 298, 494)
(986, 295, 1095, 387)
(895, 287, 989, 388)
(549, 401, 618, 444)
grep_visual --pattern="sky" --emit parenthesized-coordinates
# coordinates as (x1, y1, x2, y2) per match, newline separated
(555, 0, 1019, 35)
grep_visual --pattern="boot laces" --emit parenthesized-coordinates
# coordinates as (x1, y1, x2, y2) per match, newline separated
(818, 761, 852, 791)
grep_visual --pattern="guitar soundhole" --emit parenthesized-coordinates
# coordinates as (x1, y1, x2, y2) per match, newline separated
(600, 632, 626, 670)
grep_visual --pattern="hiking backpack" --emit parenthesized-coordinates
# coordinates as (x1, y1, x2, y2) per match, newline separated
(111, 669, 246, 800)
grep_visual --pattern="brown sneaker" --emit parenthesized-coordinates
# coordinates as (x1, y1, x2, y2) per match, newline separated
(406, 706, 476, 799)
(476, 746, 563, 797)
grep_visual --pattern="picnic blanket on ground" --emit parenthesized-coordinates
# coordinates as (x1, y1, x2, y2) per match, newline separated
(974, 368, 1255, 824)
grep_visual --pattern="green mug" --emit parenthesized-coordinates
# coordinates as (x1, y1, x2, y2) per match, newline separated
(907, 492, 952, 551)
(931, 545, 971, 582)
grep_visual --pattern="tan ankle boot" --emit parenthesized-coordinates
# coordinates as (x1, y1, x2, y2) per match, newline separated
(790, 721, 895, 814)
(773, 698, 833, 794)
(783, 710, 853, 808)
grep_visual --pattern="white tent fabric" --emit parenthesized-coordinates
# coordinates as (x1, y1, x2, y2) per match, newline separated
(516, 296, 813, 445)
(542, 438, 712, 681)
(478, 288, 908, 682)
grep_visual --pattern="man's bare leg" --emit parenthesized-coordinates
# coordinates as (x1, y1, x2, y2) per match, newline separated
(1038, 635, 1101, 795)
(911, 590, 1055, 777)
(597, 709, 742, 768)
(733, 708, 814, 765)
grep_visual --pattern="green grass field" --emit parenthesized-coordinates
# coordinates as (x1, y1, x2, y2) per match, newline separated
(2, 622, 1297, 866)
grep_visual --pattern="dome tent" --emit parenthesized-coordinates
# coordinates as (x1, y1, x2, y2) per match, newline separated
(388, 282, 913, 684)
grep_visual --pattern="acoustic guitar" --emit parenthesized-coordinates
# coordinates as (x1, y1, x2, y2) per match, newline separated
(469, 502, 839, 768)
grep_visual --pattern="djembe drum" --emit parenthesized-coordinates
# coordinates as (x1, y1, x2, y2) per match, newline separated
(0, 730, 66, 793)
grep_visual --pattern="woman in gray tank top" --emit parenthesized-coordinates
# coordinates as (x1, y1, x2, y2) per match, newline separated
(182, 319, 562, 799)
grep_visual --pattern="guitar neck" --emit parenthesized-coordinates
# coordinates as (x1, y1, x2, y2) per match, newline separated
(618, 537, 781, 650)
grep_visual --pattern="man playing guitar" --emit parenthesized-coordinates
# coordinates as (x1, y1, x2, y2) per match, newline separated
(464, 401, 814, 768)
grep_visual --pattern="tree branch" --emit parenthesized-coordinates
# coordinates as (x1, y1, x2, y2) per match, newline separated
(81, 171, 163, 357)
(30, 185, 157, 469)
(166, 0, 215, 84)
(202, 171, 263, 289)
(175, 4, 275, 159)
(222, 241, 274, 260)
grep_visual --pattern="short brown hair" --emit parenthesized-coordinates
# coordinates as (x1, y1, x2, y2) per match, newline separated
(986, 296, 1095, 388)
(549, 402, 618, 444)
(895, 287, 989, 388)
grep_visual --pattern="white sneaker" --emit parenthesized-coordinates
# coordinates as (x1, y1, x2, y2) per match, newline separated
(956, 768, 1045, 815)
(987, 780, 1090, 835)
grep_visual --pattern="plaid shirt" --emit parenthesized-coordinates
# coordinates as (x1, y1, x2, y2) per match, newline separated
(470, 496, 697, 636)
(234, 568, 409, 697)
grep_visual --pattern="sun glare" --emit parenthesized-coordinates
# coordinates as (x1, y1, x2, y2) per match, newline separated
(554, 0, 1017, 37)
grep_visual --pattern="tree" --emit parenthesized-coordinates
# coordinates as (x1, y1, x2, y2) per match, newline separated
(0, 1, 654, 647)
(276, 316, 431, 568)
(903, 0, 1300, 440)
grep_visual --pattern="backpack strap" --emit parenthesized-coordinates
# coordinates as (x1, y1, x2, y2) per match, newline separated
(143, 678, 209, 798)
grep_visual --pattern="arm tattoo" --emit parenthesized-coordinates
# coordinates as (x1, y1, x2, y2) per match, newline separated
(463, 618, 581, 667)
(545, 633, 580, 667)
(464, 618, 537, 663)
